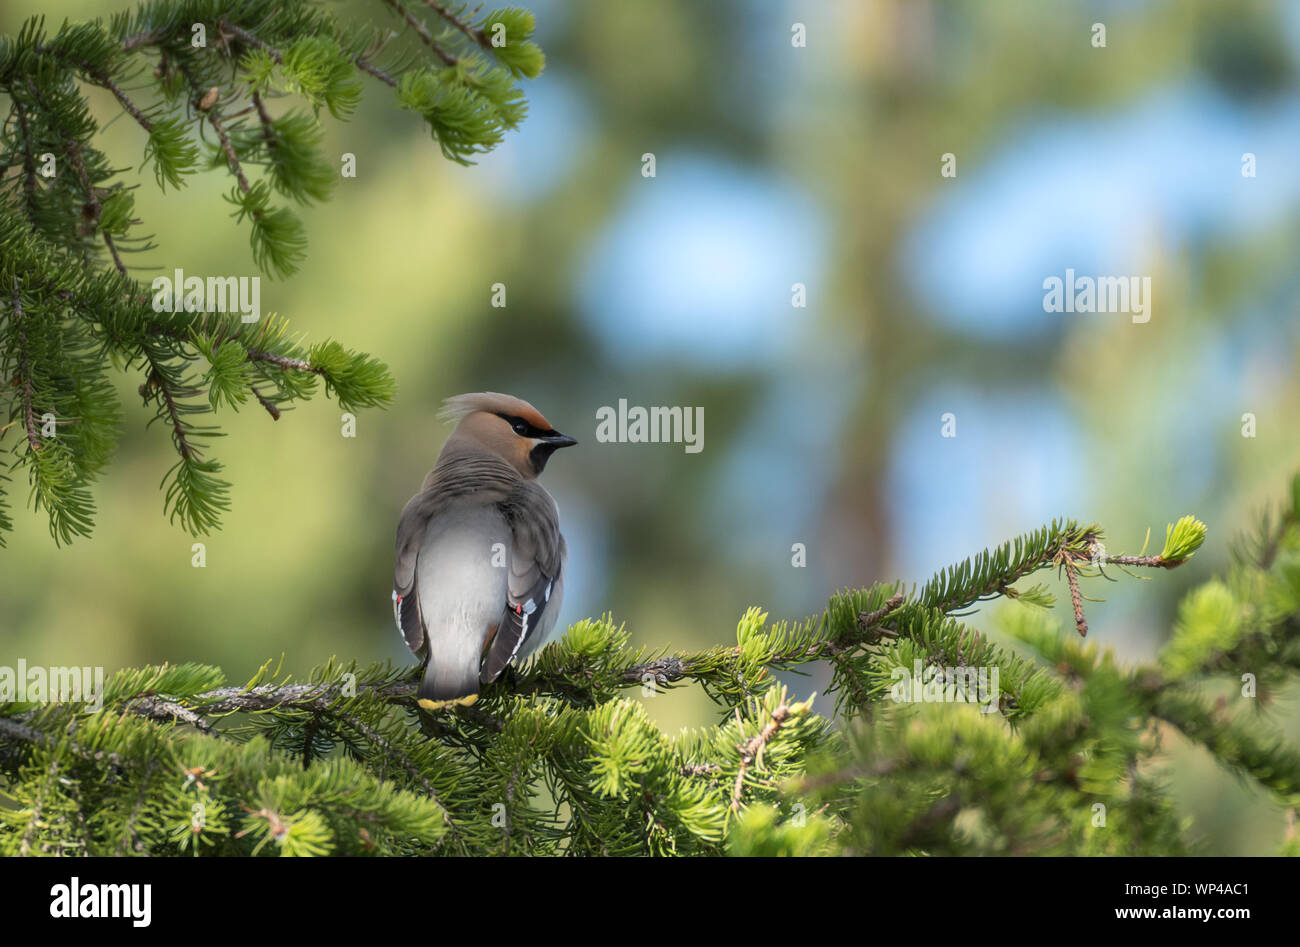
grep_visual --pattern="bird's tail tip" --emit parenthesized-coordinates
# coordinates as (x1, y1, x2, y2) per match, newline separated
(417, 693, 479, 711)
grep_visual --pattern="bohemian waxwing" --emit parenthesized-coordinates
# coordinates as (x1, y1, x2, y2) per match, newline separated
(393, 392, 577, 710)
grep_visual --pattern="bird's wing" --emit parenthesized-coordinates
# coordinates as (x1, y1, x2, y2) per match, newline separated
(393, 493, 429, 654)
(482, 481, 567, 682)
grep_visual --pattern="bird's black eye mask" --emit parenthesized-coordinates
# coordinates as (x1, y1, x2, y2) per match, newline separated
(494, 412, 577, 475)
(495, 413, 554, 439)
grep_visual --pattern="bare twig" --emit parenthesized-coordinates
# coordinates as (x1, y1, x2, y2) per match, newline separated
(858, 591, 906, 632)
(219, 20, 283, 63)
(1065, 562, 1087, 637)
(80, 63, 155, 133)
(351, 55, 398, 87)
(141, 360, 198, 460)
(245, 349, 325, 374)
(1103, 554, 1181, 569)
(731, 699, 792, 812)
(63, 137, 128, 275)
(250, 384, 281, 420)
(680, 762, 722, 778)
(205, 109, 250, 194)
(127, 694, 212, 731)
(122, 29, 168, 54)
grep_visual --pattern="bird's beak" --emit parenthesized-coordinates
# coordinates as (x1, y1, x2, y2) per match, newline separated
(543, 431, 578, 449)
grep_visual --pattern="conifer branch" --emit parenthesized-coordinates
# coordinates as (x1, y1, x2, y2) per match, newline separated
(731, 699, 793, 812)
(18, 760, 58, 856)
(0, 716, 47, 747)
(12, 101, 39, 219)
(1063, 558, 1088, 637)
(3, 496, 1298, 856)
(336, 709, 461, 840)
(141, 360, 198, 461)
(243, 349, 322, 374)
(128, 693, 212, 731)
(8, 278, 42, 453)
(858, 591, 906, 635)
(425, 1, 490, 48)
(64, 138, 129, 275)
(1103, 554, 1178, 568)
(218, 20, 282, 64)
(350, 55, 399, 88)
(251, 89, 275, 143)
(122, 29, 167, 54)
(62, 140, 101, 225)
(102, 513, 1209, 729)
(94, 71, 155, 133)
(1256, 508, 1298, 570)
(382, 0, 459, 66)
(46, 47, 156, 134)
(250, 384, 281, 420)
(0, 0, 538, 540)
(203, 106, 251, 194)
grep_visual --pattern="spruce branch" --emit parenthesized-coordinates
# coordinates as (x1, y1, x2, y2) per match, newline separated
(63, 137, 129, 275)
(425, 1, 490, 50)
(38, 42, 157, 134)
(1146, 685, 1300, 798)
(0, 716, 47, 747)
(0, 0, 535, 541)
(8, 278, 42, 453)
(730, 692, 804, 813)
(421, 3, 545, 79)
(1063, 555, 1088, 637)
(141, 359, 198, 461)
(250, 383, 281, 420)
(94, 514, 1211, 732)
(1256, 506, 1299, 570)
(858, 590, 905, 637)
(12, 100, 40, 219)
(382, 0, 459, 66)
(350, 54, 399, 88)
(204, 106, 251, 195)
(217, 20, 282, 65)
(121, 29, 167, 54)
(93, 71, 156, 133)
(5, 492, 1300, 856)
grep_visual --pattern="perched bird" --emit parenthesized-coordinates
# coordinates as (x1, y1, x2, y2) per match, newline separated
(393, 392, 577, 710)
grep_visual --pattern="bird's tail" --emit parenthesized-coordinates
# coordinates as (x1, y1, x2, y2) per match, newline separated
(417, 659, 479, 711)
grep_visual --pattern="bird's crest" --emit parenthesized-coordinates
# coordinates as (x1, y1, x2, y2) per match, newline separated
(439, 392, 552, 430)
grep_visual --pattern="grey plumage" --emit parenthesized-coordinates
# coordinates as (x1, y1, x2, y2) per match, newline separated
(393, 393, 574, 709)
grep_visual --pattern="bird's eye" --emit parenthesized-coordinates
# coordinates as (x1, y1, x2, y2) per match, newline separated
(511, 420, 528, 436)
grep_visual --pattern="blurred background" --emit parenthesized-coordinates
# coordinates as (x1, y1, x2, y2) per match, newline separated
(3, 0, 1299, 854)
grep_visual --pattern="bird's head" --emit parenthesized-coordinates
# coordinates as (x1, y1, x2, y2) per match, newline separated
(439, 392, 578, 478)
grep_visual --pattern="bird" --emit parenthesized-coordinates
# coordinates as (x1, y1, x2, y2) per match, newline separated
(393, 392, 577, 710)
